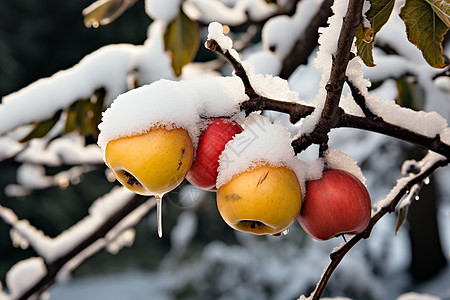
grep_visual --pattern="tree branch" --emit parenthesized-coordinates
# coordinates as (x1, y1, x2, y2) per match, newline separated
(291, 0, 365, 152)
(345, 76, 379, 119)
(309, 155, 449, 299)
(10, 194, 153, 300)
(205, 28, 450, 159)
(279, 0, 334, 79)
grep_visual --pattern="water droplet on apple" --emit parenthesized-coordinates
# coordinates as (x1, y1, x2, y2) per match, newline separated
(155, 195, 163, 238)
(282, 228, 289, 235)
(423, 177, 430, 185)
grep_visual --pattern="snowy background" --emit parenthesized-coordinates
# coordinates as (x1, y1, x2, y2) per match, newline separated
(0, 0, 449, 299)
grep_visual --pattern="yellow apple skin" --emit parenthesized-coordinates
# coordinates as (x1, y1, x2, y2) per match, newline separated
(105, 127, 194, 196)
(217, 165, 302, 235)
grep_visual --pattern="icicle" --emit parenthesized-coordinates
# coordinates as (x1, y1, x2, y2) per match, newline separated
(156, 195, 163, 238)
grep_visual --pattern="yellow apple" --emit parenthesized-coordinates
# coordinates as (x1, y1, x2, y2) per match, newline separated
(217, 164, 302, 235)
(105, 126, 194, 196)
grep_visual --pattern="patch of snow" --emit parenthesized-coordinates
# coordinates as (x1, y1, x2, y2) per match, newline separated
(185, 0, 276, 26)
(145, 0, 181, 22)
(6, 257, 46, 299)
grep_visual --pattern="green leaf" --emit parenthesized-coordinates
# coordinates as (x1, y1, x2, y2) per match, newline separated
(20, 110, 63, 143)
(164, 8, 199, 77)
(400, 0, 449, 68)
(356, 0, 395, 67)
(425, 0, 450, 27)
(82, 0, 137, 28)
(395, 204, 409, 234)
(64, 88, 106, 137)
(90, 88, 106, 138)
(395, 76, 424, 110)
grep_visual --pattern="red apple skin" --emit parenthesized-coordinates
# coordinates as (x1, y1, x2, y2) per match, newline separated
(186, 118, 243, 190)
(297, 169, 371, 241)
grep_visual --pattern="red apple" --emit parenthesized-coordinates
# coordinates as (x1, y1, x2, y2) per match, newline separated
(186, 118, 243, 190)
(297, 169, 371, 240)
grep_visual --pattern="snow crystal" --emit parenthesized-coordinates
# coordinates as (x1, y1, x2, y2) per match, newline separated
(262, 0, 321, 60)
(145, 0, 181, 22)
(6, 257, 46, 299)
(207, 22, 233, 51)
(186, 0, 276, 26)
(98, 76, 246, 150)
(216, 114, 306, 193)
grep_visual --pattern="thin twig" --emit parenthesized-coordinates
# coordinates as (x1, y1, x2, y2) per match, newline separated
(345, 76, 379, 119)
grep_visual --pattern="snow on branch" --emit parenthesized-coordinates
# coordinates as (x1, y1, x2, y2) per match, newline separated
(0, 187, 154, 300)
(205, 19, 450, 159)
(0, 21, 173, 136)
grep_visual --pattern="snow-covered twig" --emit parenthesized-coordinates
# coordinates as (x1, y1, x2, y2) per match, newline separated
(345, 76, 378, 119)
(308, 153, 449, 300)
(0, 188, 153, 300)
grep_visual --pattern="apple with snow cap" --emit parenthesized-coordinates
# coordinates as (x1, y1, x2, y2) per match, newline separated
(105, 125, 194, 196)
(215, 114, 304, 236)
(217, 163, 302, 235)
(187, 118, 243, 190)
(297, 169, 371, 241)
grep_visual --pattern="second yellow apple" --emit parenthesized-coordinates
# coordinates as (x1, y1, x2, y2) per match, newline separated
(217, 164, 302, 235)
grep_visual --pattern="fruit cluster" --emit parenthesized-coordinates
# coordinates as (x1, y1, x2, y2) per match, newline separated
(98, 80, 372, 239)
